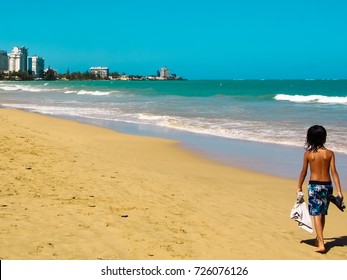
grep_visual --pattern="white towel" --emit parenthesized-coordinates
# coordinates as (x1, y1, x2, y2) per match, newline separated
(290, 192, 313, 233)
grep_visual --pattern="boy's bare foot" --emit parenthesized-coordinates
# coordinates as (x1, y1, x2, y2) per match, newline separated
(315, 238, 325, 253)
(315, 246, 326, 253)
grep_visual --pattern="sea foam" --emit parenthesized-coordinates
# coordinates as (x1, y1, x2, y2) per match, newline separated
(77, 90, 111, 96)
(274, 94, 347, 104)
(0, 83, 56, 92)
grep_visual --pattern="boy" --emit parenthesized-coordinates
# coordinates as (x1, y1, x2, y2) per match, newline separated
(297, 125, 343, 253)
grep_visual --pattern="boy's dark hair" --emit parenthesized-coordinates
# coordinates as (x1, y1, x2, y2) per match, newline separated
(305, 125, 327, 152)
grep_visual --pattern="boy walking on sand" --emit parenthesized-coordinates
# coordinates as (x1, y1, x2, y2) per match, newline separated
(297, 125, 344, 253)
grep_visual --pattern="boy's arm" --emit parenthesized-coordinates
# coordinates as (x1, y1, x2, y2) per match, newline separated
(330, 151, 343, 198)
(297, 152, 308, 193)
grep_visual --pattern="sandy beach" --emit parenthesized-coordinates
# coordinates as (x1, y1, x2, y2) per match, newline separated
(0, 108, 346, 260)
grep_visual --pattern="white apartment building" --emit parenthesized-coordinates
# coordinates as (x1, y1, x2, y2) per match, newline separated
(90, 66, 109, 78)
(159, 67, 170, 79)
(0, 50, 8, 71)
(8, 46, 28, 72)
(28, 56, 45, 78)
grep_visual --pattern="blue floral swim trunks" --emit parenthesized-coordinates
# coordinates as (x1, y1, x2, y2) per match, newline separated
(308, 181, 333, 216)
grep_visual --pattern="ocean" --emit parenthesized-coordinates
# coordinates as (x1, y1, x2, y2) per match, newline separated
(1, 79, 347, 186)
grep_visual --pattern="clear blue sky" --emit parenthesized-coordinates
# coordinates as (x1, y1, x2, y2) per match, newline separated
(1, 0, 347, 79)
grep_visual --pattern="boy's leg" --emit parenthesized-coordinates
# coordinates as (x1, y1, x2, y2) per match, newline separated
(313, 215, 325, 253)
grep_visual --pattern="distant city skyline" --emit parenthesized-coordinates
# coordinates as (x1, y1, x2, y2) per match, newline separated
(0, 46, 45, 78)
(1, 0, 347, 80)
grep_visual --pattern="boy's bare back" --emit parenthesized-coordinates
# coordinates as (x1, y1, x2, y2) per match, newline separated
(305, 148, 333, 182)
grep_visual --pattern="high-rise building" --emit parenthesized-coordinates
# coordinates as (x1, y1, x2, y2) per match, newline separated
(159, 67, 170, 79)
(28, 56, 44, 78)
(8, 46, 28, 72)
(0, 50, 8, 71)
(90, 66, 109, 79)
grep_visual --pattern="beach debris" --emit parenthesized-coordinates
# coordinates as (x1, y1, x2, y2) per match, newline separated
(121, 215, 128, 218)
(26, 167, 32, 170)
(1, 204, 8, 207)
(148, 253, 154, 257)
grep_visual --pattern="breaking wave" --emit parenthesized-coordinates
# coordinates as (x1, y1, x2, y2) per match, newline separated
(274, 94, 347, 104)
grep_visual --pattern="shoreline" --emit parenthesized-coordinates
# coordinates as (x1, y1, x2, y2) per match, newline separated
(1, 79, 347, 176)
(0, 108, 346, 260)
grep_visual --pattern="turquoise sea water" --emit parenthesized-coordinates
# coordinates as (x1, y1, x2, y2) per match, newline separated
(1, 80, 347, 186)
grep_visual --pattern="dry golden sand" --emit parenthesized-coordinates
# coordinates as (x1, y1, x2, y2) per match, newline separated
(0, 108, 346, 260)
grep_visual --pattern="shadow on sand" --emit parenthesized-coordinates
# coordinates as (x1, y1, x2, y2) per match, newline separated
(301, 236, 347, 253)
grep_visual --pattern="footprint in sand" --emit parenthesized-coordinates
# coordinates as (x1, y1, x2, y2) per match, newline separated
(29, 242, 57, 257)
